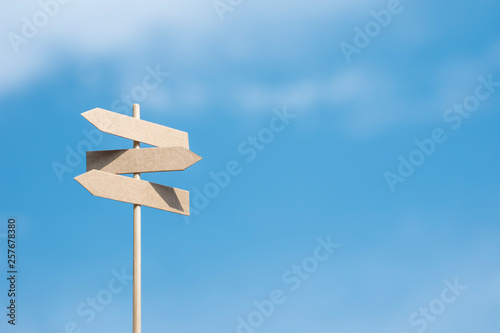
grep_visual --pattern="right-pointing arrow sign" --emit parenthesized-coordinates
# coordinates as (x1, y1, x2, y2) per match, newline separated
(82, 108, 190, 148)
(75, 170, 190, 215)
(87, 147, 202, 174)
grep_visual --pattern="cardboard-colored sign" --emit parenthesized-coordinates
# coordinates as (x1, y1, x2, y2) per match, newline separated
(75, 170, 190, 215)
(82, 108, 189, 149)
(86, 147, 202, 174)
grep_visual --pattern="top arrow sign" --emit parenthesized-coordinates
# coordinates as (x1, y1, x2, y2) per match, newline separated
(82, 108, 189, 149)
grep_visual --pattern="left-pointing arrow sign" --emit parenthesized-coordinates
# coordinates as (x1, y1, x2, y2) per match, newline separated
(87, 147, 202, 174)
(75, 170, 190, 215)
(82, 108, 189, 149)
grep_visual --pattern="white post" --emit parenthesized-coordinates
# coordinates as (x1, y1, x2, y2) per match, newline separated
(133, 104, 141, 333)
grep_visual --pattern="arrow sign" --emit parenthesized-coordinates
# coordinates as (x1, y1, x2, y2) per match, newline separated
(82, 108, 189, 149)
(75, 170, 190, 215)
(87, 147, 202, 174)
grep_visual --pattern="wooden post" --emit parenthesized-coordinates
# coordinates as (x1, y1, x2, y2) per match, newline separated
(133, 104, 141, 333)
(75, 104, 202, 331)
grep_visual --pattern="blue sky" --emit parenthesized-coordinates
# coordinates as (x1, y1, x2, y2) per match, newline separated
(1, 0, 500, 332)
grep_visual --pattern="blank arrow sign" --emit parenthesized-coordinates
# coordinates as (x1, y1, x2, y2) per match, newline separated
(75, 170, 190, 215)
(87, 147, 202, 174)
(82, 108, 189, 149)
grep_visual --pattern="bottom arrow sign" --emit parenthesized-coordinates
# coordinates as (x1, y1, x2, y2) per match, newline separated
(75, 170, 189, 215)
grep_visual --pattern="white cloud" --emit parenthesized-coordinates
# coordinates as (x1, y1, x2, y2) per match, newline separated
(0, 0, 377, 97)
(2, 0, 498, 139)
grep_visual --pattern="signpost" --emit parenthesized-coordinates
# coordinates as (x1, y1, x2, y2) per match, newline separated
(82, 107, 190, 148)
(75, 104, 201, 333)
(86, 147, 201, 174)
(75, 169, 190, 214)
